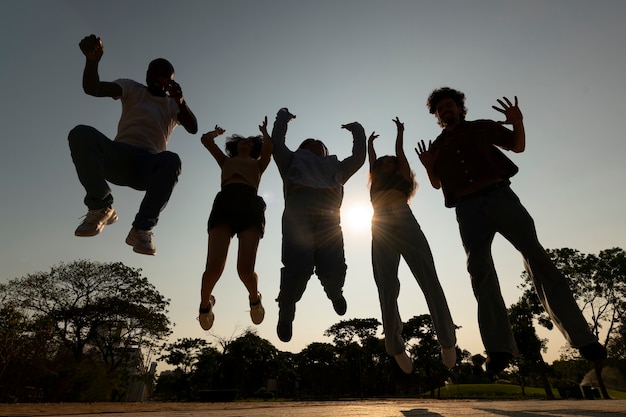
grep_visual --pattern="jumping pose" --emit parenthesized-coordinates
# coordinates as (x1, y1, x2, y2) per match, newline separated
(68, 34, 198, 255)
(369, 117, 457, 373)
(416, 87, 606, 374)
(270, 108, 366, 342)
(198, 119, 272, 330)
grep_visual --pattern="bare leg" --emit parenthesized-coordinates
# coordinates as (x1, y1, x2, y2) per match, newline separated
(200, 224, 232, 309)
(236, 227, 262, 303)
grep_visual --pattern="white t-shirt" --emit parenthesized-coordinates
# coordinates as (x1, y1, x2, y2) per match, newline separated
(113, 79, 180, 154)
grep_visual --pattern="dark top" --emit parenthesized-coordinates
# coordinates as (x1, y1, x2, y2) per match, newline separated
(431, 120, 518, 207)
(370, 173, 412, 198)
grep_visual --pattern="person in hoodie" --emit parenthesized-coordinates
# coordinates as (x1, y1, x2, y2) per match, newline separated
(270, 108, 366, 343)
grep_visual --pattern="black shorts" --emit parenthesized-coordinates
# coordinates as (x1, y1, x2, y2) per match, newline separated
(207, 183, 266, 237)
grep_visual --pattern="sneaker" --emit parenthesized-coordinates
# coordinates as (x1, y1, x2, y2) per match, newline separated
(441, 346, 457, 369)
(485, 351, 513, 375)
(331, 295, 347, 316)
(126, 227, 156, 255)
(277, 320, 293, 342)
(394, 352, 413, 374)
(250, 293, 265, 325)
(198, 295, 215, 330)
(74, 206, 118, 237)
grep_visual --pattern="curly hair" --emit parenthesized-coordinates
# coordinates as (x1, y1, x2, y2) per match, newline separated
(369, 156, 418, 200)
(427, 87, 467, 126)
(224, 135, 264, 159)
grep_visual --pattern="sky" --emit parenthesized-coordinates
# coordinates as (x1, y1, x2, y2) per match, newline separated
(1, 0, 625, 370)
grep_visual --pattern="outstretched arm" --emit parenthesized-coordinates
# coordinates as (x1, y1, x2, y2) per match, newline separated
(393, 117, 412, 181)
(201, 125, 227, 167)
(367, 131, 379, 171)
(493, 96, 525, 153)
(79, 34, 122, 98)
(165, 80, 198, 134)
(415, 140, 441, 189)
(258, 116, 273, 173)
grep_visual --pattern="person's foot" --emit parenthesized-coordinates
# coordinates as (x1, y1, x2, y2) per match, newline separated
(579, 341, 607, 365)
(126, 227, 156, 255)
(198, 295, 215, 331)
(441, 346, 457, 369)
(485, 351, 513, 375)
(277, 319, 293, 342)
(74, 206, 118, 237)
(250, 293, 265, 325)
(277, 302, 295, 342)
(394, 352, 413, 374)
(331, 295, 347, 316)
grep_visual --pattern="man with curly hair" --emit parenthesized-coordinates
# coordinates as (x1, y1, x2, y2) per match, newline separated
(416, 87, 606, 375)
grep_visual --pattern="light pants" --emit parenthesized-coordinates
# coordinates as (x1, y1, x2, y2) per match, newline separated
(371, 204, 456, 356)
(455, 185, 597, 354)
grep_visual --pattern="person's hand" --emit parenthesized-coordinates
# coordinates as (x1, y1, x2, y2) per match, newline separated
(492, 96, 523, 126)
(341, 122, 363, 132)
(392, 117, 404, 132)
(166, 80, 184, 104)
(259, 116, 269, 137)
(201, 125, 225, 145)
(415, 139, 438, 168)
(368, 131, 379, 143)
(278, 108, 296, 121)
(79, 34, 103, 62)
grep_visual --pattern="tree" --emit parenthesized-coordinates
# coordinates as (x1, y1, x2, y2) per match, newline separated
(323, 318, 381, 347)
(2, 260, 172, 401)
(520, 247, 626, 348)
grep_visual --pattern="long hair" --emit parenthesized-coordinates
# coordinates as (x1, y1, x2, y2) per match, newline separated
(369, 155, 417, 200)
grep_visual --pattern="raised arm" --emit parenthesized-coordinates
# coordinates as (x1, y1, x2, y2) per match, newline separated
(415, 140, 441, 189)
(367, 131, 379, 171)
(258, 116, 273, 173)
(338, 122, 367, 182)
(270, 108, 296, 171)
(79, 35, 122, 98)
(201, 125, 227, 167)
(492, 96, 525, 153)
(393, 117, 412, 181)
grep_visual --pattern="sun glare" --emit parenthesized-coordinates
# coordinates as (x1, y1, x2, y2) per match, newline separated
(343, 203, 373, 231)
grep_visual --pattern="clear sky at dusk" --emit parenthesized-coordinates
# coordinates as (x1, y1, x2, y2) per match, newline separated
(1, 0, 625, 370)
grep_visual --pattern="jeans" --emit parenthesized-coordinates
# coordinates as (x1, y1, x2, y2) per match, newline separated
(68, 125, 181, 230)
(277, 188, 347, 321)
(371, 204, 456, 356)
(455, 185, 597, 354)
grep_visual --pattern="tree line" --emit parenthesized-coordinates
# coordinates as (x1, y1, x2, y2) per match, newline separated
(1, 248, 625, 402)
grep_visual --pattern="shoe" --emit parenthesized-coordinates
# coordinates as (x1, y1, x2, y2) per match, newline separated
(277, 320, 293, 342)
(331, 295, 347, 316)
(394, 352, 413, 374)
(441, 346, 457, 369)
(126, 227, 156, 255)
(250, 293, 265, 325)
(485, 351, 513, 374)
(74, 206, 118, 237)
(198, 296, 215, 330)
(579, 341, 607, 364)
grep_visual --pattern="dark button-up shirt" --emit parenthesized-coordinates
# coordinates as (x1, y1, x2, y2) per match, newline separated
(431, 120, 519, 207)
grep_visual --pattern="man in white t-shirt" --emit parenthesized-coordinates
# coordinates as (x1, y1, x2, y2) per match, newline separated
(68, 34, 198, 255)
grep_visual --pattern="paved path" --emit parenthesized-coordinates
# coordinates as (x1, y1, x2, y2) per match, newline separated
(0, 399, 624, 417)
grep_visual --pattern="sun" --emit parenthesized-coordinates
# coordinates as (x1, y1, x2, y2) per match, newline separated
(342, 203, 373, 231)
